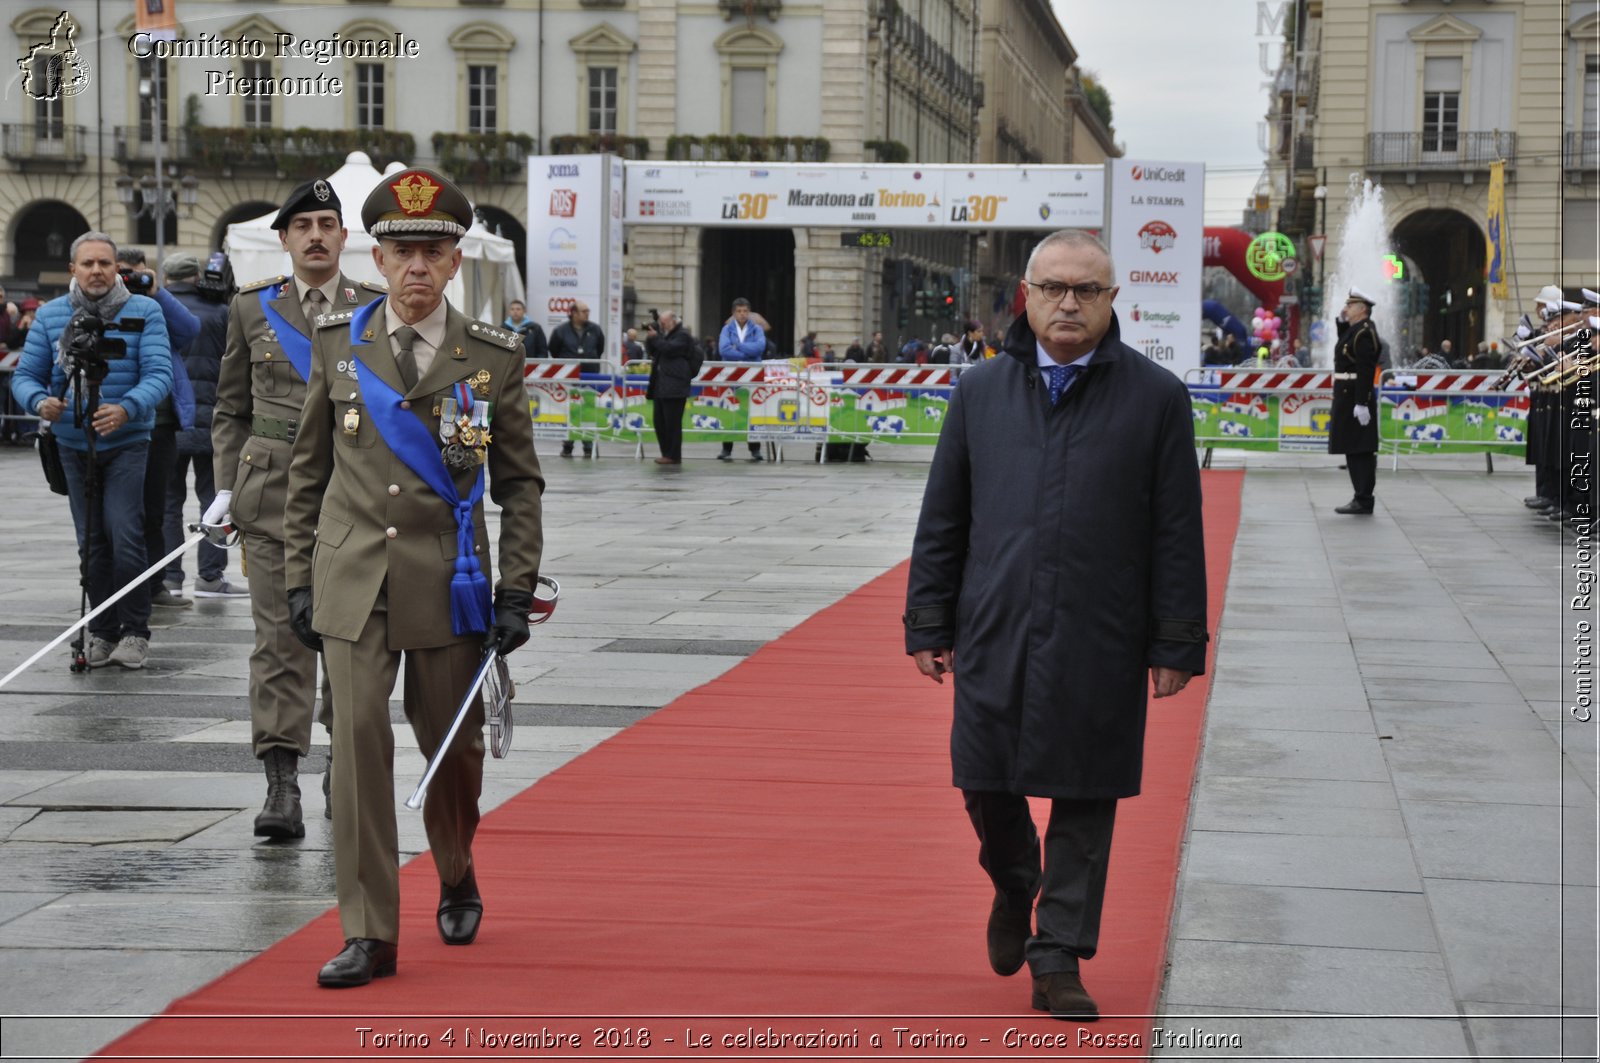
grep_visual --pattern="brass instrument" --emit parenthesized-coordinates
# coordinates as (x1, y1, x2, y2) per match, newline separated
(1512, 317, 1588, 351)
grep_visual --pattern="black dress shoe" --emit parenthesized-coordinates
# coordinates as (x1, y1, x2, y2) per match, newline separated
(437, 865, 483, 945)
(1525, 496, 1555, 509)
(317, 938, 397, 988)
(1334, 499, 1375, 515)
(986, 893, 1032, 976)
(1031, 970, 1099, 1021)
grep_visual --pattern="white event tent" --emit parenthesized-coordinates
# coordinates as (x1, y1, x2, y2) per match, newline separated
(224, 151, 524, 320)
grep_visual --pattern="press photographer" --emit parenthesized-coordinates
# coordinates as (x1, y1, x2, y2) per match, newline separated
(10, 232, 173, 670)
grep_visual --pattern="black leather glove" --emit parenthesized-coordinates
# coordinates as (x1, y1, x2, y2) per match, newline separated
(288, 586, 322, 652)
(485, 587, 533, 657)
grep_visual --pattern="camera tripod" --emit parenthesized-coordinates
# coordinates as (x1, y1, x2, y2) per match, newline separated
(66, 349, 110, 673)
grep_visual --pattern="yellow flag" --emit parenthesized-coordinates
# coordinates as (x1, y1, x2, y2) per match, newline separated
(1487, 160, 1508, 301)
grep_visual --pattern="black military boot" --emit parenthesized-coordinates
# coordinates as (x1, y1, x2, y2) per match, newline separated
(254, 747, 305, 839)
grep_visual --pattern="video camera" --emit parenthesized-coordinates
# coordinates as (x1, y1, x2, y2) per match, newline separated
(196, 251, 236, 304)
(117, 266, 155, 296)
(62, 314, 127, 379)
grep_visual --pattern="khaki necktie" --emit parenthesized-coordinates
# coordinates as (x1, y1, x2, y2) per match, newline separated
(393, 326, 420, 391)
(304, 287, 326, 324)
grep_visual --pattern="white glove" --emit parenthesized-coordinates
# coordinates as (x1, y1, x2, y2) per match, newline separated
(199, 490, 233, 545)
(1353, 405, 1371, 427)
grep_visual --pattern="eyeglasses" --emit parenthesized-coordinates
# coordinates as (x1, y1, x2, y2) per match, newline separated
(1025, 280, 1113, 305)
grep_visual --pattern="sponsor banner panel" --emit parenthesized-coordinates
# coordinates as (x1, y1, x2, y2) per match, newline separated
(624, 163, 1104, 230)
(1105, 159, 1205, 380)
(526, 155, 619, 336)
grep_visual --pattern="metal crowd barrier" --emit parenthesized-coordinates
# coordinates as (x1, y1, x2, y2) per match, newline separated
(1185, 367, 1528, 471)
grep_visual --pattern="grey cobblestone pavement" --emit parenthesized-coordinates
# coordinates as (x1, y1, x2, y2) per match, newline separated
(0, 441, 1594, 1061)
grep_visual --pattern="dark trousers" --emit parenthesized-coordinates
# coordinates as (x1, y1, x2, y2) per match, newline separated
(721, 441, 762, 457)
(1345, 451, 1377, 504)
(963, 790, 1118, 975)
(142, 426, 178, 596)
(654, 397, 686, 460)
(164, 451, 224, 585)
(59, 441, 152, 641)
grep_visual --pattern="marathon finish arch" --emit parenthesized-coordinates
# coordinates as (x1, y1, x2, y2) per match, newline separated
(524, 156, 1204, 374)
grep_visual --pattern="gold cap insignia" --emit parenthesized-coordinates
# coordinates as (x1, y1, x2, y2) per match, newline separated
(392, 173, 442, 216)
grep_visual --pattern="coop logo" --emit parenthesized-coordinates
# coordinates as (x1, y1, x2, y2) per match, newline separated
(547, 297, 577, 315)
(548, 227, 578, 253)
(1131, 165, 1187, 183)
(547, 163, 580, 178)
(1128, 270, 1182, 285)
(1137, 220, 1177, 253)
(549, 189, 578, 217)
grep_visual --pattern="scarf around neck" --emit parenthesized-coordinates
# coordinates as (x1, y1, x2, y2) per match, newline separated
(57, 277, 133, 370)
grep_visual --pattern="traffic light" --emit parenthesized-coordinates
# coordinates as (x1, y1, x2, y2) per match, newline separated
(942, 290, 957, 311)
(1303, 285, 1321, 319)
(898, 307, 909, 328)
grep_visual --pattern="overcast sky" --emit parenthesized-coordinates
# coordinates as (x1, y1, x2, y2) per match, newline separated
(1051, 1, 1274, 225)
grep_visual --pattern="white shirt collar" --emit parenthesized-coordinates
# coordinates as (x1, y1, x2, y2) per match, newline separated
(1036, 341, 1095, 370)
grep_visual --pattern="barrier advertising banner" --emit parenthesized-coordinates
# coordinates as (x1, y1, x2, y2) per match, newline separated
(624, 163, 1104, 230)
(1104, 159, 1205, 379)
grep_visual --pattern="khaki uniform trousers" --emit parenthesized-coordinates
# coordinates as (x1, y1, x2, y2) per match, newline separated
(243, 531, 331, 757)
(322, 588, 485, 945)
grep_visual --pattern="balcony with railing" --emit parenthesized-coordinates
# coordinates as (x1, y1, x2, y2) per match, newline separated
(2, 123, 88, 167)
(664, 135, 829, 162)
(116, 126, 415, 177)
(1365, 131, 1515, 173)
(433, 132, 536, 182)
(1566, 131, 1598, 173)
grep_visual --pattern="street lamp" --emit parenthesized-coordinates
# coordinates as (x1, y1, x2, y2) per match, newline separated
(117, 73, 198, 276)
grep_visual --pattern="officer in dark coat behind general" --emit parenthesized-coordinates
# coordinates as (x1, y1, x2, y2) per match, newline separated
(283, 167, 545, 988)
(1329, 286, 1383, 515)
(209, 178, 383, 837)
(903, 229, 1208, 1021)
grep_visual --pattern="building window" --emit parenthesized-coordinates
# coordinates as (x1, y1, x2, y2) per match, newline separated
(241, 59, 272, 127)
(467, 63, 498, 134)
(356, 62, 385, 130)
(587, 66, 617, 135)
(138, 56, 168, 143)
(1421, 56, 1461, 153)
(35, 89, 64, 140)
(730, 67, 765, 137)
(1585, 55, 1599, 139)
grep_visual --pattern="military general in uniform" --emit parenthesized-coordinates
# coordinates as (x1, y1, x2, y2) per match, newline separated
(210, 179, 383, 837)
(283, 167, 545, 988)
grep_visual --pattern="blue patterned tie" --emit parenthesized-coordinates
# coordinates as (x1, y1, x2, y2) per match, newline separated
(1046, 363, 1081, 405)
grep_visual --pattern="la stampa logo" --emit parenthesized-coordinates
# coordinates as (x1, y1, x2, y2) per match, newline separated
(17, 12, 90, 102)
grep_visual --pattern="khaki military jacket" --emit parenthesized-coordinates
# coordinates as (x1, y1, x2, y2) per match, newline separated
(283, 301, 545, 650)
(213, 273, 382, 541)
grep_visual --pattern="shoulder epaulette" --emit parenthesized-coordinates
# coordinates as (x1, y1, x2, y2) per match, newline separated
(466, 320, 523, 352)
(360, 280, 388, 293)
(315, 309, 358, 329)
(238, 275, 288, 293)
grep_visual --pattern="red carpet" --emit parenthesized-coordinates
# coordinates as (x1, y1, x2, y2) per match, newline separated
(97, 470, 1243, 1060)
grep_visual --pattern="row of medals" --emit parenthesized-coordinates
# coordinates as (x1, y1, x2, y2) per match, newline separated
(438, 370, 495, 470)
(340, 368, 494, 470)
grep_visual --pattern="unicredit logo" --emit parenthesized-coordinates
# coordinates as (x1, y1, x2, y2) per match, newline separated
(1131, 165, 1186, 183)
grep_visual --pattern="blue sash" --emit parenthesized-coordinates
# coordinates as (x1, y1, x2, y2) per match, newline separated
(259, 285, 312, 382)
(347, 299, 491, 635)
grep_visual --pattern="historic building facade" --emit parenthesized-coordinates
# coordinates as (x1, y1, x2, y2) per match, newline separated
(4, 0, 1112, 353)
(1268, 0, 1597, 356)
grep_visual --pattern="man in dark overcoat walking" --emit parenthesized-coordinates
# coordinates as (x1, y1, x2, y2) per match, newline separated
(1329, 287, 1382, 514)
(903, 229, 1208, 1020)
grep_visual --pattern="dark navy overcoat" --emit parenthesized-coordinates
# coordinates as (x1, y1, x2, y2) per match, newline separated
(904, 312, 1208, 799)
